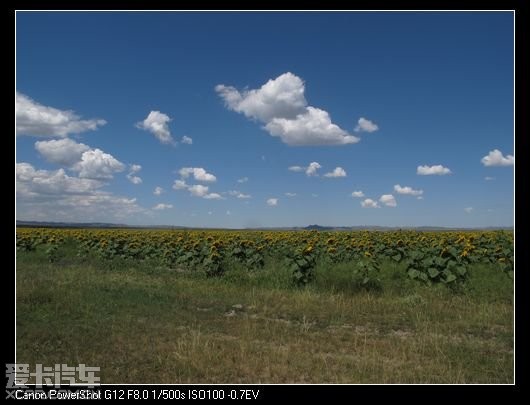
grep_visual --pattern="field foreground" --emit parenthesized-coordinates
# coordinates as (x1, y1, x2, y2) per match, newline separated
(16, 229, 514, 383)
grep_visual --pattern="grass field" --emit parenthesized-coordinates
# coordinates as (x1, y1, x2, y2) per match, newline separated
(16, 238, 513, 384)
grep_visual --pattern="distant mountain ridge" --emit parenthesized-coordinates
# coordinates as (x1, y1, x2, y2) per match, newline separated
(16, 220, 513, 231)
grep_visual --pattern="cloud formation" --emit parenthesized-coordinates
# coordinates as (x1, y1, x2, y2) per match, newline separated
(16, 162, 143, 222)
(323, 167, 347, 178)
(481, 149, 514, 167)
(394, 184, 423, 196)
(267, 198, 278, 206)
(216, 72, 359, 146)
(351, 191, 365, 198)
(136, 111, 175, 145)
(126, 164, 142, 184)
(417, 165, 452, 175)
(361, 198, 379, 208)
(35, 138, 90, 166)
(153, 203, 173, 210)
(178, 167, 217, 182)
(181, 135, 193, 145)
(379, 194, 397, 207)
(16, 92, 106, 137)
(153, 186, 164, 195)
(354, 117, 379, 133)
(71, 149, 125, 180)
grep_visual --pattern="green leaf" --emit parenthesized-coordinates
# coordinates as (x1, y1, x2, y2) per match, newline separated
(407, 269, 420, 279)
(428, 268, 440, 278)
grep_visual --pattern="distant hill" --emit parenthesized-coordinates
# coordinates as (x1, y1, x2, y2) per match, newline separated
(16, 220, 512, 231)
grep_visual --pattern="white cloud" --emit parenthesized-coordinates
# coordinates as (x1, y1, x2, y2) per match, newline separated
(266, 107, 360, 146)
(351, 191, 365, 198)
(237, 176, 249, 183)
(394, 184, 423, 196)
(288, 166, 305, 172)
(464, 207, 473, 213)
(481, 149, 514, 167)
(354, 117, 379, 133)
(16, 92, 106, 137)
(417, 196, 424, 200)
(215, 72, 307, 122)
(153, 186, 164, 195)
(72, 149, 125, 180)
(136, 111, 175, 145)
(216, 73, 359, 146)
(35, 138, 90, 166)
(178, 167, 217, 182)
(188, 184, 209, 197)
(267, 198, 278, 206)
(172, 179, 189, 190)
(16, 162, 144, 222)
(306, 162, 322, 176)
(484, 176, 495, 181)
(417, 165, 452, 175)
(285, 192, 297, 197)
(203, 193, 223, 200)
(181, 135, 193, 145)
(153, 203, 173, 210)
(226, 210, 231, 216)
(228, 190, 251, 199)
(379, 194, 397, 207)
(289, 162, 322, 176)
(323, 167, 347, 178)
(174, 182, 223, 200)
(126, 164, 142, 185)
(361, 198, 379, 208)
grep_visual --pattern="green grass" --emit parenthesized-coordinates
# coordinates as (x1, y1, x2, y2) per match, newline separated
(16, 245, 513, 383)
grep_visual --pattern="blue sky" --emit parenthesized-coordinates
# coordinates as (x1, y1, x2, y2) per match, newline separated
(16, 12, 514, 228)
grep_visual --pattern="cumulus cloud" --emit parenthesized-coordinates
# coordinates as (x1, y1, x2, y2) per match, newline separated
(16, 162, 144, 222)
(153, 203, 173, 210)
(216, 72, 359, 146)
(305, 162, 322, 176)
(267, 198, 278, 206)
(215, 72, 306, 122)
(394, 184, 423, 196)
(237, 177, 249, 183)
(35, 138, 90, 166)
(323, 167, 347, 178)
(417, 165, 452, 175)
(126, 164, 142, 184)
(16, 92, 106, 137)
(173, 181, 223, 200)
(153, 186, 164, 195)
(178, 167, 217, 182)
(379, 194, 397, 207)
(354, 117, 379, 133)
(285, 192, 297, 197)
(351, 191, 365, 198)
(265, 107, 360, 146)
(71, 149, 125, 180)
(481, 149, 514, 167)
(361, 198, 379, 208)
(136, 111, 175, 145)
(188, 184, 209, 197)
(181, 135, 193, 145)
(172, 179, 188, 190)
(228, 190, 251, 199)
(464, 207, 473, 213)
